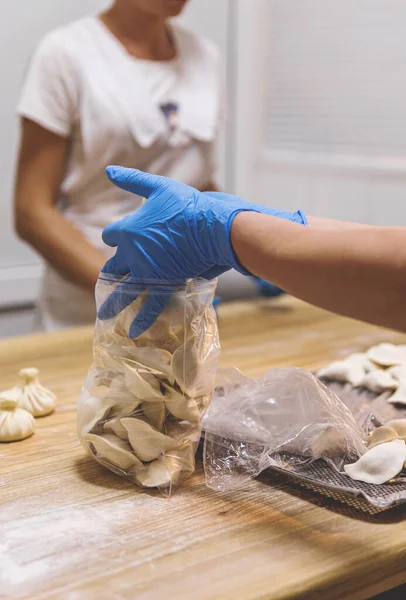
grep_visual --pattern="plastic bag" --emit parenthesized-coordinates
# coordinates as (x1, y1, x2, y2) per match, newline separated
(203, 367, 367, 492)
(77, 275, 220, 495)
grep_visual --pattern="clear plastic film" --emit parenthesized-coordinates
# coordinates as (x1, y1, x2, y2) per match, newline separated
(77, 275, 220, 495)
(202, 367, 367, 492)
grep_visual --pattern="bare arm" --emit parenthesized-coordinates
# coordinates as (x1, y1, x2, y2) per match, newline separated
(14, 119, 105, 292)
(307, 215, 364, 230)
(231, 212, 406, 332)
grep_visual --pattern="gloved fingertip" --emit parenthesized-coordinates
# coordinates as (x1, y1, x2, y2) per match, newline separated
(105, 165, 122, 180)
(102, 223, 118, 247)
(106, 165, 140, 184)
(97, 301, 112, 321)
(105, 166, 160, 197)
(129, 317, 148, 339)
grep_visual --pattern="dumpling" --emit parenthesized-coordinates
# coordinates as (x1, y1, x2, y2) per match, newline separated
(14, 368, 56, 417)
(367, 343, 406, 367)
(344, 439, 406, 484)
(172, 337, 210, 396)
(121, 417, 178, 461)
(357, 370, 398, 394)
(124, 347, 174, 382)
(103, 416, 130, 440)
(387, 382, 406, 406)
(77, 389, 114, 436)
(136, 443, 195, 488)
(85, 433, 143, 472)
(317, 353, 380, 387)
(142, 399, 166, 431)
(387, 365, 406, 381)
(123, 360, 164, 400)
(385, 419, 406, 440)
(367, 426, 399, 449)
(0, 389, 36, 442)
(317, 358, 365, 387)
(162, 382, 200, 424)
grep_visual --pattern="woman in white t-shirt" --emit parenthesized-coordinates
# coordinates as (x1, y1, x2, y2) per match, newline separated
(14, 0, 223, 330)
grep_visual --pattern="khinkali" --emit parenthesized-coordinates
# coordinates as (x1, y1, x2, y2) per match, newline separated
(0, 389, 36, 442)
(14, 368, 56, 417)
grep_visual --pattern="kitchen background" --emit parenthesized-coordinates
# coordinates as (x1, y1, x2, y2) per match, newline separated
(1, 0, 406, 337)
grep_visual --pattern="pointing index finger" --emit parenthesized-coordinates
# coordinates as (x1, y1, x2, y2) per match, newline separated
(105, 166, 167, 199)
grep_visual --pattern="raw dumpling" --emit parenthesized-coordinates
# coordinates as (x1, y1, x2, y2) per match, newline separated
(172, 337, 209, 396)
(77, 389, 114, 435)
(317, 352, 381, 387)
(387, 365, 406, 381)
(14, 368, 56, 417)
(367, 426, 399, 449)
(103, 416, 130, 440)
(346, 352, 379, 373)
(136, 458, 182, 488)
(387, 383, 406, 406)
(367, 343, 406, 367)
(386, 365, 406, 404)
(133, 316, 181, 354)
(136, 444, 195, 488)
(0, 389, 36, 442)
(344, 439, 406, 484)
(357, 370, 398, 394)
(121, 417, 178, 461)
(142, 399, 166, 431)
(93, 344, 127, 375)
(125, 347, 174, 382)
(85, 433, 143, 472)
(172, 310, 219, 397)
(123, 359, 164, 400)
(107, 378, 142, 417)
(317, 359, 365, 387)
(385, 419, 406, 440)
(162, 382, 200, 424)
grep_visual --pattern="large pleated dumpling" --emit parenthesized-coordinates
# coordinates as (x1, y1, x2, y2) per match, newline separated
(0, 389, 36, 442)
(14, 368, 56, 417)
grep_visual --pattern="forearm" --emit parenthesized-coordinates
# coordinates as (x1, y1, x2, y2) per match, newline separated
(307, 215, 364, 230)
(17, 207, 105, 292)
(231, 212, 406, 331)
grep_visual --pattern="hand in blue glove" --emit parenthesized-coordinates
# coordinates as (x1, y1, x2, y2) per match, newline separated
(99, 166, 306, 337)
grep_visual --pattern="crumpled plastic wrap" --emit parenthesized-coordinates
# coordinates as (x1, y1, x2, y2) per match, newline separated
(77, 275, 220, 495)
(202, 367, 367, 492)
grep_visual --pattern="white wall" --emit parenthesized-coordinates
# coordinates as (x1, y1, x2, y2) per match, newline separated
(233, 0, 406, 226)
(0, 0, 231, 311)
(0, 1, 111, 308)
(178, 0, 231, 188)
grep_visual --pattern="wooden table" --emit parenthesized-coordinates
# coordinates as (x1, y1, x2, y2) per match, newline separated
(1, 297, 405, 600)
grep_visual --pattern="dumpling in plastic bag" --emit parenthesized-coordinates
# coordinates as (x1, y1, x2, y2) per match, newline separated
(77, 275, 220, 495)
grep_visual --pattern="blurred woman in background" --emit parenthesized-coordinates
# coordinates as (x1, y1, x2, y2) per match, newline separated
(14, 0, 223, 330)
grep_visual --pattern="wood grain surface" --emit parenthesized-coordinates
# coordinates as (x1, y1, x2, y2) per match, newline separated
(1, 296, 405, 600)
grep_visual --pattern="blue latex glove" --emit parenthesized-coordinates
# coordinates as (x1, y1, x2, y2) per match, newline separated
(99, 166, 306, 337)
(255, 279, 285, 298)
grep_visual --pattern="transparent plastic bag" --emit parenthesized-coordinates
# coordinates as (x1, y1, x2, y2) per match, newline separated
(77, 275, 220, 495)
(203, 367, 367, 492)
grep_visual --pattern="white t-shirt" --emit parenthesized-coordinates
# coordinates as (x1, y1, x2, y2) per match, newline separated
(17, 17, 223, 330)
